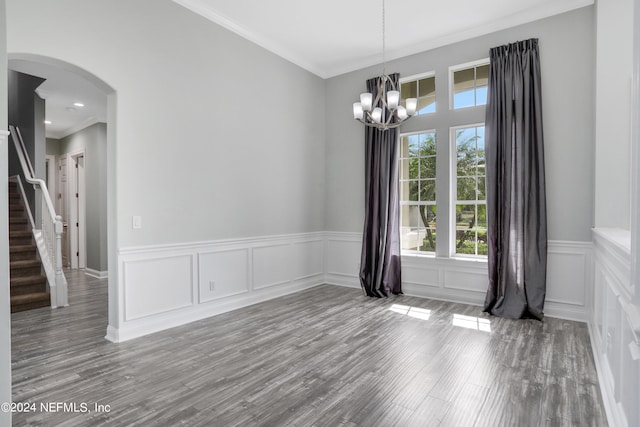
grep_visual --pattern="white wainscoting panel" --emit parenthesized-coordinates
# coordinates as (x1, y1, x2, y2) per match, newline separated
(292, 239, 325, 280)
(123, 254, 194, 321)
(114, 232, 325, 342)
(325, 233, 361, 288)
(113, 232, 592, 341)
(403, 264, 439, 288)
(253, 243, 292, 290)
(198, 249, 250, 303)
(546, 243, 587, 306)
(444, 269, 488, 293)
(589, 228, 640, 427)
(544, 241, 591, 321)
(325, 232, 590, 320)
(403, 256, 487, 306)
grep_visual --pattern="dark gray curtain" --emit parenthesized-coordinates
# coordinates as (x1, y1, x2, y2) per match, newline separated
(483, 39, 547, 320)
(359, 73, 402, 297)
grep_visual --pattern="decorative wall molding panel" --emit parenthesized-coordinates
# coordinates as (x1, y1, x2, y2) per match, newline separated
(112, 231, 593, 341)
(325, 232, 592, 321)
(590, 228, 639, 427)
(113, 232, 325, 342)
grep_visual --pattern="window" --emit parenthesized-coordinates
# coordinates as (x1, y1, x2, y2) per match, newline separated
(400, 73, 436, 115)
(398, 60, 488, 260)
(450, 60, 489, 109)
(399, 131, 437, 253)
(452, 125, 487, 256)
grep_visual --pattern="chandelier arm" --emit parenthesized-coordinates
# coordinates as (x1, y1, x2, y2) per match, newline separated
(385, 114, 394, 126)
(356, 117, 403, 131)
(373, 89, 384, 110)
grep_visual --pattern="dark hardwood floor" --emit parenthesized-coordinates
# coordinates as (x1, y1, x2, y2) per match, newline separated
(10, 271, 607, 426)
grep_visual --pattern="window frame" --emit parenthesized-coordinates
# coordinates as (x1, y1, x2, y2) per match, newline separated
(448, 58, 490, 111)
(449, 123, 487, 258)
(398, 129, 438, 256)
(399, 71, 437, 116)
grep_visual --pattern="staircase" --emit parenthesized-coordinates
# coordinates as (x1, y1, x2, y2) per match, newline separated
(9, 181, 50, 313)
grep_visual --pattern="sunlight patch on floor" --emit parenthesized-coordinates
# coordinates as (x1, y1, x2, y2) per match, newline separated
(389, 304, 432, 320)
(452, 314, 491, 332)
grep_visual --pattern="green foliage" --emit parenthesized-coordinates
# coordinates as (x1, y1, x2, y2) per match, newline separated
(402, 127, 488, 256)
(454, 127, 487, 256)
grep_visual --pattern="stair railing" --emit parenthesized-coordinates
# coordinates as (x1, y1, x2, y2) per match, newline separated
(9, 125, 67, 308)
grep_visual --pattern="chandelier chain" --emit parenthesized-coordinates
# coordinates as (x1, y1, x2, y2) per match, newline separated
(382, 0, 386, 73)
(352, 0, 418, 130)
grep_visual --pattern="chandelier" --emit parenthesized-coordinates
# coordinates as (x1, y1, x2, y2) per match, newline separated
(352, 0, 418, 130)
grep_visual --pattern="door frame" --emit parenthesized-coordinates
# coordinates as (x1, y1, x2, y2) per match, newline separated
(58, 155, 69, 267)
(45, 154, 56, 204)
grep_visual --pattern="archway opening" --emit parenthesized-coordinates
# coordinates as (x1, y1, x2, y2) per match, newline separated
(7, 52, 118, 337)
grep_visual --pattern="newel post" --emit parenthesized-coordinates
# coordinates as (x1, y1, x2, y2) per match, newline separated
(54, 215, 68, 306)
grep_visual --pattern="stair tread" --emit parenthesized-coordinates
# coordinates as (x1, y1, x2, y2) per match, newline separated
(10, 292, 50, 304)
(11, 275, 46, 286)
(10, 259, 41, 268)
(9, 240, 33, 245)
(10, 245, 37, 252)
(10, 238, 32, 242)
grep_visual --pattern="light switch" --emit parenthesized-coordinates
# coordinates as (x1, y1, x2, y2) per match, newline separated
(132, 215, 142, 229)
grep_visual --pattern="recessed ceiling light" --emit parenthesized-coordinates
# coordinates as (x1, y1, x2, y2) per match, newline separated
(73, 102, 85, 107)
(66, 107, 77, 112)
(44, 120, 52, 125)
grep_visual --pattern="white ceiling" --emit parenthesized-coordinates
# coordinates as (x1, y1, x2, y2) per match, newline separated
(174, 0, 593, 78)
(8, 59, 107, 140)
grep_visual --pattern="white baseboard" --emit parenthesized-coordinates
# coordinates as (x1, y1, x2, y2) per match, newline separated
(85, 268, 108, 279)
(104, 325, 119, 343)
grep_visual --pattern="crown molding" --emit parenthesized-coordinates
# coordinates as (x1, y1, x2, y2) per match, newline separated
(173, 0, 593, 79)
(49, 117, 103, 140)
(325, 0, 594, 77)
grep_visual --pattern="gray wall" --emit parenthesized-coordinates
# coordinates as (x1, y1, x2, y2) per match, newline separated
(7, 70, 46, 225)
(7, 70, 44, 176)
(7, 0, 326, 248)
(326, 6, 596, 243)
(0, 0, 11, 424)
(46, 137, 59, 155)
(58, 123, 108, 272)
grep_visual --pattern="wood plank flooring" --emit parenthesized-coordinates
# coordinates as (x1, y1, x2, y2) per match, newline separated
(11, 271, 607, 426)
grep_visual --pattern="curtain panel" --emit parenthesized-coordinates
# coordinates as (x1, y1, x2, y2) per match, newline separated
(483, 39, 547, 320)
(359, 74, 403, 297)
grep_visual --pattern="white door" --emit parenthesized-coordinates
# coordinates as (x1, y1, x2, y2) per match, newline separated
(74, 155, 86, 269)
(58, 156, 69, 268)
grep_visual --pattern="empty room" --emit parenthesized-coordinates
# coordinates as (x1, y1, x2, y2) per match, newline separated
(0, 0, 639, 426)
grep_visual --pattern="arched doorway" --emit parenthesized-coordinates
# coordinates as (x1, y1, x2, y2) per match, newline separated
(7, 53, 119, 339)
